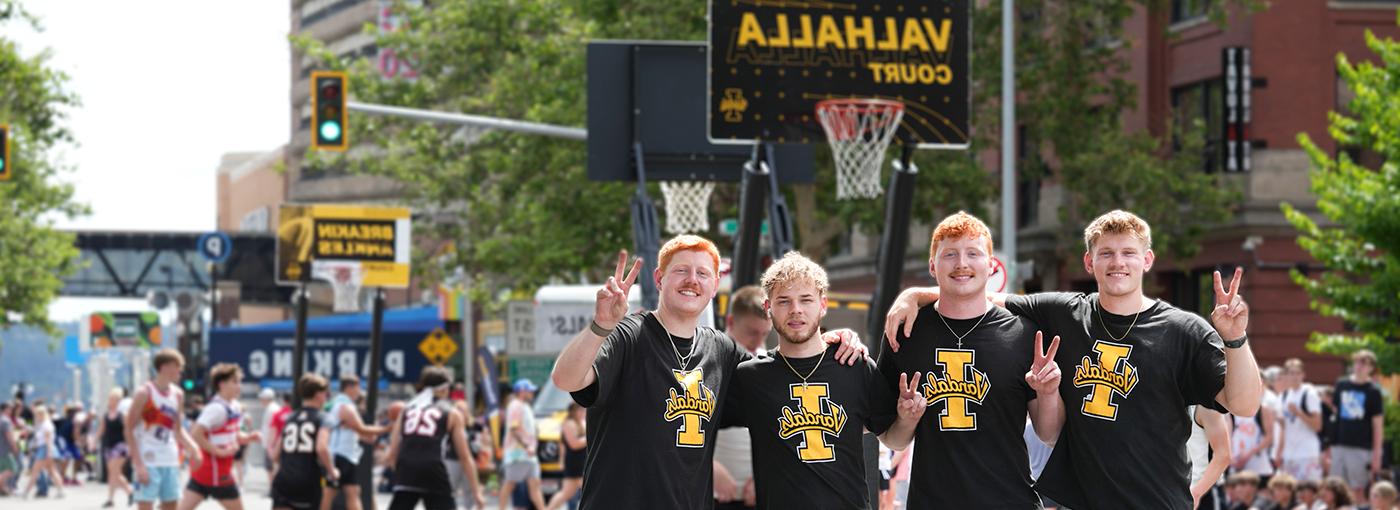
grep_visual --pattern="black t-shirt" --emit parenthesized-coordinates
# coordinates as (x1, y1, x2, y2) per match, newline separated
(1005, 293, 1227, 510)
(273, 407, 328, 499)
(877, 305, 1043, 510)
(1333, 377, 1385, 449)
(570, 311, 751, 510)
(393, 398, 455, 494)
(723, 342, 897, 510)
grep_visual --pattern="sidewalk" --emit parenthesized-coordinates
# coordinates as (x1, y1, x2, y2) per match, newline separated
(2, 467, 504, 510)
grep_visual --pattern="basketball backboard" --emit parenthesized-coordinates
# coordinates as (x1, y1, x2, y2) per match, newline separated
(587, 40, 815, 183)
(708, 0, 970, 148)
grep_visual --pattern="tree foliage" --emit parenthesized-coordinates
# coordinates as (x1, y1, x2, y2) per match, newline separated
(1286, 27, 1400, 374)
(0, 1, 87, 338)
(295, 0, 1251, 300)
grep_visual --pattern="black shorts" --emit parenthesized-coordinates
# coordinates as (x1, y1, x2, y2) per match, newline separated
(388, 491, 455, 510)
(325, 456, 360, 489)
(186, 479, 240, 500)
(272, 485, 323, 510)
(234, 445, 245, 461)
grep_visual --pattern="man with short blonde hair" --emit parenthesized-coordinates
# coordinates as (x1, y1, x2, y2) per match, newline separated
(722, 252, 922, 509)
(885, 209, 1261, 510)
(552, 236, 867, 510)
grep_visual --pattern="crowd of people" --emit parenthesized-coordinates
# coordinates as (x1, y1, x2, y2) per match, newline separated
(1197, 348, 1394, 510)
(0, 392, 105, 500)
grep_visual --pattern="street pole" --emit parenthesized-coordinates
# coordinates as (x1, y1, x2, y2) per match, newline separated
(360, 287, 385, 510)
(291, 273, 309, 409)
(1001, 0, 1019, 293)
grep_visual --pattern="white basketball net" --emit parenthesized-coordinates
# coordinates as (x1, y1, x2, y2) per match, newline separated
(816, 100, 905, 200)
(311, 260, 367, 312)
(659, 181, 715, 234)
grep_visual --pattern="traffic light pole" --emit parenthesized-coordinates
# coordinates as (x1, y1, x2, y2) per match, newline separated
(291, 271, 309, 409)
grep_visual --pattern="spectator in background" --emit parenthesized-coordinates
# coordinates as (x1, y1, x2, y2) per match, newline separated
(258, 388, 281, 492)
(545, 402, 585, 510)
(712, 285, 768, 510)
(1319, 385, 1338, 476)
(0, 402, 17, 495)
(1226, 471, 1278, 510)
(1277, 359, 1325, 482)
(1268, 474, 1298, 510)
(1364, 481, 1398, 510)
(1234, 369, 1278, 485)
(1331, 350, 1386, 503)
(1320, 476, 1356, 510)
(499, 379, 544, 510)
(445, 400, 485, 510)
(20, 405, 66, 499)
(1296, 479, 1325, 510)
(93, 388, 133, 508)
(450, 382, 466, 402)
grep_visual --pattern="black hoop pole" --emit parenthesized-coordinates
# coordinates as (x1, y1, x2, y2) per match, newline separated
(867, 135, 919, 343)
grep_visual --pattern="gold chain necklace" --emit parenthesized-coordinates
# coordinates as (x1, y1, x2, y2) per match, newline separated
(777, 348, 824, 390)
(1097, 299, 1143, 342)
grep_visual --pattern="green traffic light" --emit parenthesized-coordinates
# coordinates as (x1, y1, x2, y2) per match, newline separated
(320, 121, 342, 142)
(183, 380, 194, 390)
(0, 159, 5, 170)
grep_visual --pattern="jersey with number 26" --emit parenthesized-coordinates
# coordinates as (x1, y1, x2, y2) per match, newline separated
(393, 398, 455, 495)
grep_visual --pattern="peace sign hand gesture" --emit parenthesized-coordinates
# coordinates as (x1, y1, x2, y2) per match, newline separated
(1025, 331, 1061, 396)
(596, 250, 643, 331)
(1210, 267, 1249, 342)
(896, 372, 926, 422)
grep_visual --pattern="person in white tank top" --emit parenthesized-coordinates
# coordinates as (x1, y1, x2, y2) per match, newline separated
(1188, 405, 1232, 510)
(125, 349, 201, 510)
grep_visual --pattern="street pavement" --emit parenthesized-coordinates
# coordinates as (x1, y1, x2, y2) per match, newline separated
(2, 467, 504, 510)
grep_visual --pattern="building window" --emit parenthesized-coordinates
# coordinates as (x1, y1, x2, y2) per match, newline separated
(1170, 0, 1211, 24)
(240, 207, 270, 233)
(1171, 80, 1224, 173)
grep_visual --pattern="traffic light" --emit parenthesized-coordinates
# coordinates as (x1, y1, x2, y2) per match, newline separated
(183, 379, 194, 390)
(0, 124, 10, 180)
(311, 71, 348, 150)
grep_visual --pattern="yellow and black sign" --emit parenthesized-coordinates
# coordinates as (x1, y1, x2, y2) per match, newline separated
(276, 204, 412, 287)
(708, 0, 969, 148)
(419, 328, 459, 365)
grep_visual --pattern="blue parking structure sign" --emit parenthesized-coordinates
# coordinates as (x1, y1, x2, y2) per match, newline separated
(199, 231, 232, 264)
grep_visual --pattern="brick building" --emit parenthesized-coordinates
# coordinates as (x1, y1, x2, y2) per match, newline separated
(828, 1, 1400, 383)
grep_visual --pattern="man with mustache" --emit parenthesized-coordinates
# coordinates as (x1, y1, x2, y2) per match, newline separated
(876, 212, 1064, 509)
(884, 210, 1261, 510)
(720, 252, 924, 509)
(551, 235, 868, 510)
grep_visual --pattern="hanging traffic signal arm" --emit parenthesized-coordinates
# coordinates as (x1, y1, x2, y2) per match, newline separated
(311, 71, 349, 151)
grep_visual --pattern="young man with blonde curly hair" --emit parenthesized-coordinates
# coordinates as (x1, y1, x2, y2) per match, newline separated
(884, 210, 1261, 510)
(720, 252, 924, 509)
(551, 235, 868, 510)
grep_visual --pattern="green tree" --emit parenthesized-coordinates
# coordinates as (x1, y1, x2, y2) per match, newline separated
(1285, 27, 1400, 374)
(296, 0, 1249, 299)
(0, 2, 87, 339)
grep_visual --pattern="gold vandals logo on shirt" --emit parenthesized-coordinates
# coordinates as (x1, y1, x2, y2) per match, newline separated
(664, 368, 716, 448)
(922, 348, 991, 431)
(777, 383, 846, 462)
(1072, 340, 1139, 420)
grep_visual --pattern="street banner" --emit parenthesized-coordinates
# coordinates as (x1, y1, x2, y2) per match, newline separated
(276, 204, 412, 287)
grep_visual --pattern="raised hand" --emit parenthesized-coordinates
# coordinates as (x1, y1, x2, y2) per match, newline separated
(1025, 331, 1061, 396)
(896, 372, 926, 421)
(1210, 267, 1249, 342)
(595, 250, 643, 330)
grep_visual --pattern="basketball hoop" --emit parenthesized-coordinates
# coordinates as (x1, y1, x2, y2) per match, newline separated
(311, 260, 367, 313)
(659, 181, 715, 234)
(815, 99, 905, 200)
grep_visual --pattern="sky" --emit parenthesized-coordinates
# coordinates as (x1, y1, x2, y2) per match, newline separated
(7, 1, 292, 321)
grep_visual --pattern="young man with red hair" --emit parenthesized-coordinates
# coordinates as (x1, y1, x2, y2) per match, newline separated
(884, 209, 1261, 510)
(877, 212, 1064, 509)
(552, 235, 867, 510)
